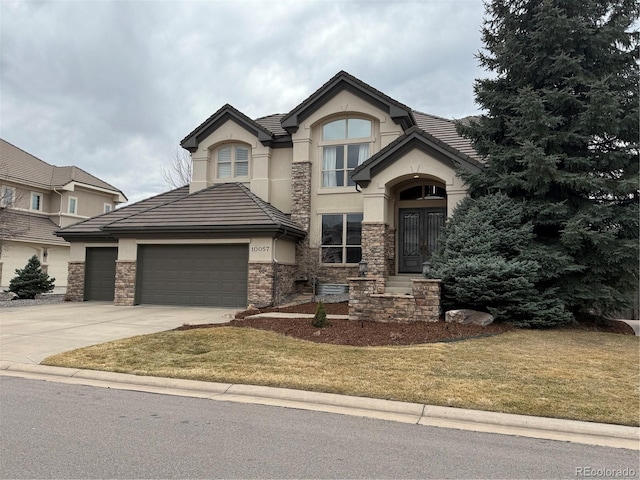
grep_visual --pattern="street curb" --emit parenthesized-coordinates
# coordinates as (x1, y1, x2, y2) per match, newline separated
(1, 361, 638, 450)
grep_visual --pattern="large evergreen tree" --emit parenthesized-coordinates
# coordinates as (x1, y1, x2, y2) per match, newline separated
(457, 0, 639, 320)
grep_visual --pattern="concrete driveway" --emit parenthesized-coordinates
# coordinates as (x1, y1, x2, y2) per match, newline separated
(0, 302, 236, 365)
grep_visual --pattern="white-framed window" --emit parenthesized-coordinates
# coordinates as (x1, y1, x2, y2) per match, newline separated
(68, 196, 78, 214)
(0, 185, 15, 208)
(30, 192, 43, 211)
(321, 213, 363, 264)
(216, 144, 250, 179)
(104, 203, 112, 213)
(321, 118, 372, 188)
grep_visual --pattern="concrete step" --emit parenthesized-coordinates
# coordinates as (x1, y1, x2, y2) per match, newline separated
(385, 275, 420, 294)
(385, 286, 413, 295)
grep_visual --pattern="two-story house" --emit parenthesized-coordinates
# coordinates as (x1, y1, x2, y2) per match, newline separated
(0, 139, 127, 291)
(57, 71, 481, 307)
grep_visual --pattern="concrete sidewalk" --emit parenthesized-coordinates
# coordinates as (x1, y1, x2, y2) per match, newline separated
(1, 361, 637, 451)
(0, 302, 235, 364)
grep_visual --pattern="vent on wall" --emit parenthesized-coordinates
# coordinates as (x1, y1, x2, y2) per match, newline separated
(316, 284, 349, 295)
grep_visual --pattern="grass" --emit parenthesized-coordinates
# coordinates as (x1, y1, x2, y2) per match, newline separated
(42, 327, 640, 426)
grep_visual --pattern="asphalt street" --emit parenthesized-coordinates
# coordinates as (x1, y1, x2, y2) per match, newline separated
(2, 377, 637, 479)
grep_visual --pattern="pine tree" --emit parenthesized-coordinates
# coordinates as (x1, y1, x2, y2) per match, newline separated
(457, 0, 639, 320)
(312, 301, 329, 328)
(8, 255, 55, 299)
(432, 194, 570, 327)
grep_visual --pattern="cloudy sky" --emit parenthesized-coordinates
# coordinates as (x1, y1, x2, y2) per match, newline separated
(1, 0, 488, 204)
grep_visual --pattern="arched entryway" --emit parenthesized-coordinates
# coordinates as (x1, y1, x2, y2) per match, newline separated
(395, 181, 447, 274)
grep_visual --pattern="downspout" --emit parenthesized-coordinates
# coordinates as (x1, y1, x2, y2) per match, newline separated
(53, 187, 63, 225)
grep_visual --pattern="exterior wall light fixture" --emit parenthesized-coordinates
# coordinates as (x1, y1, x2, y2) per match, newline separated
(358, 259, 368, 277)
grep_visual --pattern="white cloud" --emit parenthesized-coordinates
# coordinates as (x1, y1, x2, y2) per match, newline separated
(0, 0, 487, 203)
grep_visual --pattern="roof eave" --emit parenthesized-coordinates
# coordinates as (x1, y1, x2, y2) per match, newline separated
(100, 223, 306, 239)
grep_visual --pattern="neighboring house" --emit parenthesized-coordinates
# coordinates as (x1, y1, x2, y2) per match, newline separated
(57, 71, 481, 308)
(0, 139, 127, 291)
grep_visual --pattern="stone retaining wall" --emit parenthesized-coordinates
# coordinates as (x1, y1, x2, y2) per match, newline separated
(348, 277, 441, 323)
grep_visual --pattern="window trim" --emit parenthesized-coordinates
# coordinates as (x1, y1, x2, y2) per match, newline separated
(104, 203, 113, 213)
(30, 192, 43, 212)
(215, 144, 251, 179)
(68, 196, 78, 215)
(320, 212, 363, 265)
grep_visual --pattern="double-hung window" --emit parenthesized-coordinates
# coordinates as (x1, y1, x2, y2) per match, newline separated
(321, 213, 363, 264)
(321, 118, 372, 187)
(217, 145, 250, 179)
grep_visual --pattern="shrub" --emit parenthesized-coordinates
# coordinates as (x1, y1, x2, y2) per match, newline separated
(312, 302, 329, 328)
(8, 255, 55, 299)
(431, 194, 570, 328)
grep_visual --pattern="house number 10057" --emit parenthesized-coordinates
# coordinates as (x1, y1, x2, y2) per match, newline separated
(251, 246, 270, 252)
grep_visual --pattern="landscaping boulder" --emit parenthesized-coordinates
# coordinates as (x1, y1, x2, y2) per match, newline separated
(445, 309, 494, 326)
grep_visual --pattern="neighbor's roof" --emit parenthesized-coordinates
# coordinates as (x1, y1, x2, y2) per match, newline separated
(0, 139, 127, 201)
(57, 183, 305, 240)
(2, 211, 68, 246)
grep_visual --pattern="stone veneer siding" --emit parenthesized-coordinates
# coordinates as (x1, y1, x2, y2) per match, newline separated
(65, 261, 85, 301)
(386, 227, 396, 276)
(114, 260, 136, 306)
(361, 223, 389, 278)
(248, 262, 297, 308)
(317, 265, 359, 284)
(290, 162, 312, 233)
(348, 277, 441, 323)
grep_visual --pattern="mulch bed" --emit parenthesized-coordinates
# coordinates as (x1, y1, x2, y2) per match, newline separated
(175, 301, 636, 347)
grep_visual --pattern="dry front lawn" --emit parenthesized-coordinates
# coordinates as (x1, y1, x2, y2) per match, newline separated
(43, 328, 639, 426)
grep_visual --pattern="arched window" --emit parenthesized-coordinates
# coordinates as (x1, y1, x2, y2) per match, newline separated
(321, 118, 372, 188)
(216, 144, 250, 179)
(399, 184, 447, 201)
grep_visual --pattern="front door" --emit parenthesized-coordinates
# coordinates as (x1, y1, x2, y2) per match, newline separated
(399, 208, 446, 273)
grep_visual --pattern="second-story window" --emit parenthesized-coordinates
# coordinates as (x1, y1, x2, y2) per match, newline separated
(68, 197, 78, 215)
(217, 145, 250, 179)
(31, 192, 42, 211)
(321, 118, 372, 188)
(0, 186, 15, 208)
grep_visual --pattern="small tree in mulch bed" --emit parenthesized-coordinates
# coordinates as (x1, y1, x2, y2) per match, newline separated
(8, 255, 55, 299)
(312, 301, 329, 328)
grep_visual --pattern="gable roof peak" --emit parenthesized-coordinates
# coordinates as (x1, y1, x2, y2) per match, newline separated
(280, 71, 416, 134)
(181, 103, 274, 152)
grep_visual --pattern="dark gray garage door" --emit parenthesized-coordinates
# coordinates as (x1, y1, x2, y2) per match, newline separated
(137, 244, 248, 307)
(84, 247, 117, 301)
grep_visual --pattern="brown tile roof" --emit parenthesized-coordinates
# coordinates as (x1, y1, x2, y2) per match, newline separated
(254, 113, 288, 137)
(2, 211, 68, 245)
(0, 139, 127, 198)
(413, 111, 479, 160)
(57, 184, 305, 239)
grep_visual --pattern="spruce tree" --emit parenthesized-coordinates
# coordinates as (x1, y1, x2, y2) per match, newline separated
(8, 255, 55, 299)
(432, 194, 570, 327)
(457, 0, 639, 320)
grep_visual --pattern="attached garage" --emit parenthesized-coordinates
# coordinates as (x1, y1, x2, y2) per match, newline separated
(84, 247, 117, 301)
(136, 244, 248, 307)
